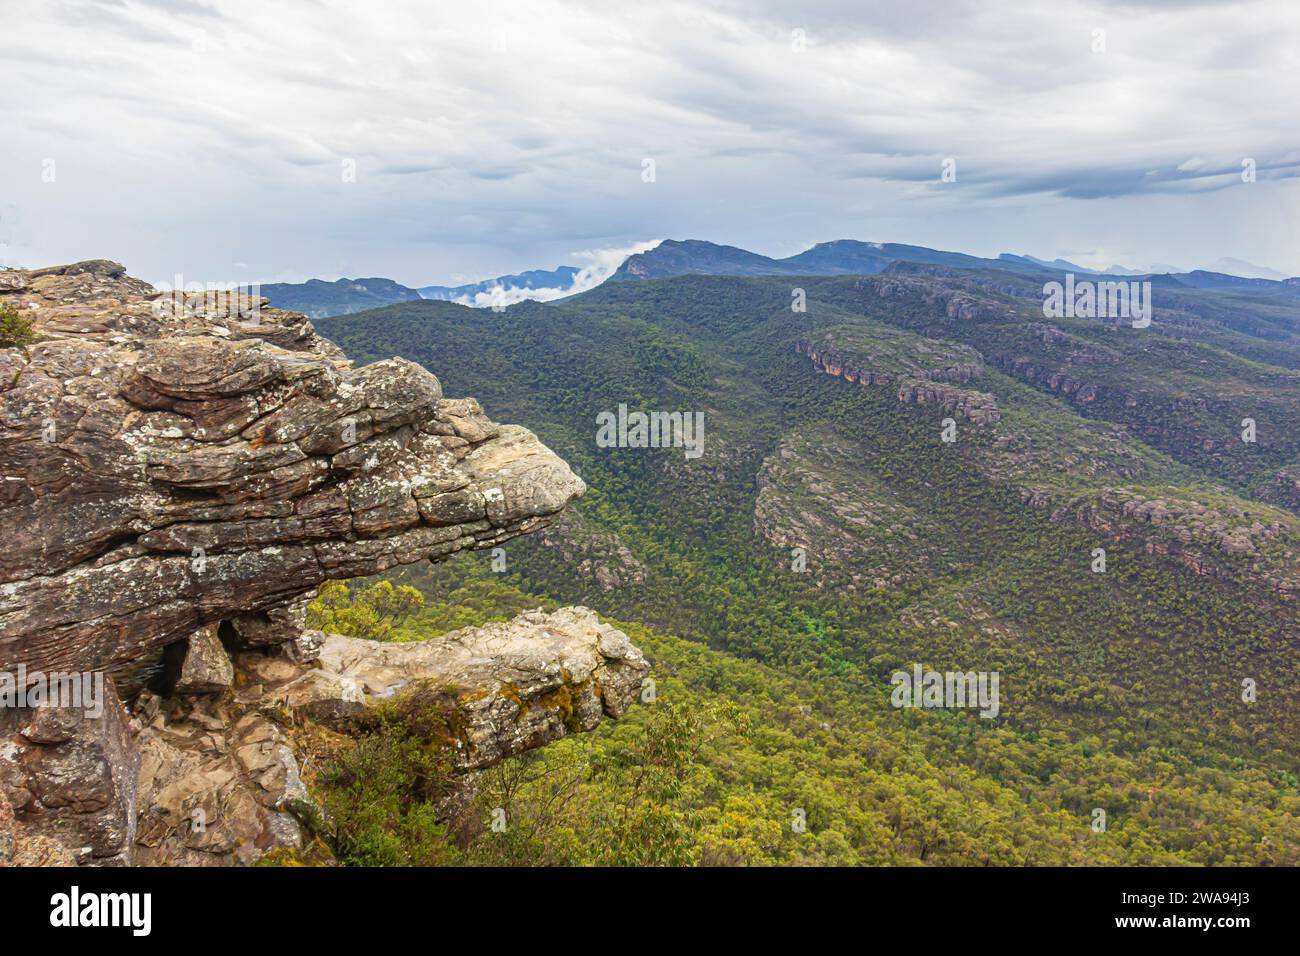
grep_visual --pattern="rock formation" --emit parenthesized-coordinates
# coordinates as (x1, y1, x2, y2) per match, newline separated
(0, 260, 646, 866)
(0, 260, 584, 674)
(796, 339, 1000, 425)
(123, 606, 647, 867)
(1031, 486, 1299, 600)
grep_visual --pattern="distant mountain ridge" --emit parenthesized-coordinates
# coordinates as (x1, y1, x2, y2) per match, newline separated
(256, 276, 423, 318)
(611, 239, 1300, 299)
(261, 240, 1300, 318)
(261, 266, 586, 317)
(608, 239, 1075, 282)
(419, 265, 581, 302)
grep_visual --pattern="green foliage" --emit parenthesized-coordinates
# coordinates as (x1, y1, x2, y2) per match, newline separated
(459, 698, 745, 866)
(306, 579, 424, 640)
(0, 304, 35, 349)
(312, 270, 1300, 866)
(315, 568, 1300, 865)
(315, 683, 466, 866)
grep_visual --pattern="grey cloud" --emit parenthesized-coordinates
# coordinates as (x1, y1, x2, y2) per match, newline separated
(2, 0, 1297, 282)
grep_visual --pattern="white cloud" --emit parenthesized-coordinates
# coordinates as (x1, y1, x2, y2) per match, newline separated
(453, 239, 663, 307)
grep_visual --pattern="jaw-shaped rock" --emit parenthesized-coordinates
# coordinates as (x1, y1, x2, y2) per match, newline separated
(0, 261, 585, 675)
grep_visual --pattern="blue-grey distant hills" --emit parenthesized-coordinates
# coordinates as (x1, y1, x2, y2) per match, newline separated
(418, 266, 581, 302)
(260, 240, 1299, 317)
(609, 239, 1069, 280)
(260, 266, 585, 317)
(256, 277, 423, 318)
(610, 239, 1300, 300)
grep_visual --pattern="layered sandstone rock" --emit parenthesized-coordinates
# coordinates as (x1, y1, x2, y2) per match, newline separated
(0, 260, 584, 674)
(796, 338, 981, 386)
(0, 260, 644, 866)
(311, 606, 649, 770)
(1023, 485, 1300, 599)
(123, 606, 648, 866)
(795, 337, 1000, 425)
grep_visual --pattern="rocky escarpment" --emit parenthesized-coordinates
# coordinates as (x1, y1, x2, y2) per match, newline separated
(796, 338, 1000, 425)
(986, 326, 1113, 405)
(796, 337, 981, 386)
(1020, 485, 1300, 600)
(854, 275, 1008, 324)
(0, 260, 646, 866)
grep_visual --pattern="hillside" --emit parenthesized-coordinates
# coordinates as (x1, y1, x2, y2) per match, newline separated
(258, 276, 424, 318)
(314, 266, 1300, 865)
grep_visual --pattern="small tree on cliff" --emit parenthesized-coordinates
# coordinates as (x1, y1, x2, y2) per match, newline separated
(307, 580, 425, 640)
(0, 304, 36, 349)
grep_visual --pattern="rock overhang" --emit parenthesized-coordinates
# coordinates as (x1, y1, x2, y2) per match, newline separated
(0, 260, 586, 674)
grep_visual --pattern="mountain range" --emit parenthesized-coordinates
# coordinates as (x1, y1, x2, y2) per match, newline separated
(304, 245, 1300, 865)
(255, 276, 423, 318)
(418, 265, 581, 302)
(260, 239, 1299, 318)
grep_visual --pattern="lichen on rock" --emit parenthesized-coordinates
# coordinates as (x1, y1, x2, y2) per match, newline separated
(0, 260, 645, 867)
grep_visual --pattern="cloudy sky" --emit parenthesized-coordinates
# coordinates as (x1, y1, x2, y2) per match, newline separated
(2, 0, 1298, 287)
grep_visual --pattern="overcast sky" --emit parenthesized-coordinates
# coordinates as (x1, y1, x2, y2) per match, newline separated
(2, 0, 1298, 287)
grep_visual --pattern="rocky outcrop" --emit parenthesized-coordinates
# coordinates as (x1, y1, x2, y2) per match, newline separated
(0, 260, 584, 674)
(796, 338, 1000, 424)
(123, 606, 648, 865)
(1023, 485, 1299, 599)
(309, 606, 649, 769)
(131, 688, 309, 867)
(853, 275, 1006, 323)
(985, 327, 1119, 406)
(796, 338, 981, 386)
(0, 676, 137, 866)
(895, 380, 1001, 425)
(0, 261, 641, 866)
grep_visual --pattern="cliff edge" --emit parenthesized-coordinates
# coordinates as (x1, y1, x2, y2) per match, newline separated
(0, 261, 646, 866)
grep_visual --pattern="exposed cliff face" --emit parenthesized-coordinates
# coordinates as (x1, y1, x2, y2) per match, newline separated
(0, 260, 584, 674)
(796, 339, 1000, 425)
(0, 260, 645, 866)
(795, 337, 981, 386)
(986, 326, 1111, 405)
(1021, 485, 1300, 600)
